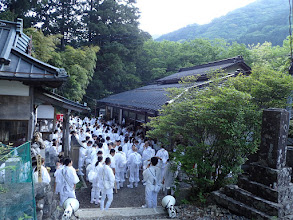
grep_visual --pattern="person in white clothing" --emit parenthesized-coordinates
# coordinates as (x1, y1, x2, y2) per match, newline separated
(100, 157, 115, 210)
(108, 149, 116, 174)
(142, 141, 155, 170)
(59, 158, 80, 206)
(127, 146, 142, 188)
(78, 140, 87, 176)
(54, 157, 64, 194)
(114, 146, 127, 189)
(89, 156, 103, 204)
(143, 157, 162, 208)
(156, 146, 169, 182)
(33, 157, 51, 184)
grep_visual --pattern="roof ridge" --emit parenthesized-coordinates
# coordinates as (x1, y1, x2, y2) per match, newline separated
(178, 56, 244, 72)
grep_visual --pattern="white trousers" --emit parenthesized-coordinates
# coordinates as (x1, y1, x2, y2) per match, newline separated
(115, 170, 125, 183)
(78, 156, 85, 171)
(91, 186, 101, 202)
(100, 189, 113, 210)
(145, 189, 158, 208)
(129, 166, 139, 183)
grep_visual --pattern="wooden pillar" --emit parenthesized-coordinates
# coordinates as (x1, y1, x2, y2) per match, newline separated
(119, 109, 123, 125)
(110, 107, 113, 119)
(63, 109, 71, 157)
(28, 87, 34, 141)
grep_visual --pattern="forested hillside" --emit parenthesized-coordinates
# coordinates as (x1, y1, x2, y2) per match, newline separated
(157, 0, 289, 46)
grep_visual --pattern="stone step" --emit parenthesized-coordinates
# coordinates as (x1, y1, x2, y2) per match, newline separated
(238, 175, 293, 204)
(75, 207, 171, 219)
(212, 191, 272, 220)
(223, 185, 282, 217)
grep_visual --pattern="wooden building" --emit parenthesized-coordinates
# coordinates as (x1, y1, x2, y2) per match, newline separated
(98, 56, 251, 125)
(0, 19, 89, 153)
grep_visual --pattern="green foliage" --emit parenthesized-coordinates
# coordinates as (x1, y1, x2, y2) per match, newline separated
(147, 61, 293, 199)
(147, 78, 261, 197)
(85, 0, 149, 99)
(157, 0, 288, 46)
(136, 39, 252, 83)
(56, 45, 99, 101)
(24, 28, 61, 63)
(24, 28, 99, 101)
(229, 68, 293, 109)
(18, 213, 33, 220)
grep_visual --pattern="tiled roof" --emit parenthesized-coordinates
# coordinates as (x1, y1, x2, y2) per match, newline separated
(98, 56, 251, 114)
(156, 56, 250, 84)
(99, 81, 205, 114)
(0, 19, 67, 86)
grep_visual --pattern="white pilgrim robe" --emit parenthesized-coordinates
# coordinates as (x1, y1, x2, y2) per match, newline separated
(59, 166, 80, 206)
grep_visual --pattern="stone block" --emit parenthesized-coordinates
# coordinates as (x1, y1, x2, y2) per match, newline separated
(43, 202, 52, 219)
(258, 109, 289, 169)
(223, 185, 282, 217)
(35, 182, 51, 199)
(44, 191, 53, 205)
(212, 191, 272, 219)
(238, 175, 293, 204)
(286, 147, 293, 172)
(249, 163, 291, 187)
(37, 210, 43, 220)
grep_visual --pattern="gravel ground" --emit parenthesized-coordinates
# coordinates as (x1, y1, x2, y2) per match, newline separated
(75, 171, 248, 220)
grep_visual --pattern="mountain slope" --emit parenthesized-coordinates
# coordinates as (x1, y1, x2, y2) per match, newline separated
(156, 0, 289, 46)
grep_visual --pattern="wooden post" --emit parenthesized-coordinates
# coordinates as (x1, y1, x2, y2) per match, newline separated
(37, 154, 42, 182)
(63, 109, 71, 157)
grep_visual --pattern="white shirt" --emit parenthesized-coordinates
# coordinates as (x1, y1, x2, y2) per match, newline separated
(142, 146, 155, 162)
(143, 165, 161, 190)
(33, 165, 51, 184)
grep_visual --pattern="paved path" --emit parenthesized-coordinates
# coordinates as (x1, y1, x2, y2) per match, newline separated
(76, 207, 172, 219)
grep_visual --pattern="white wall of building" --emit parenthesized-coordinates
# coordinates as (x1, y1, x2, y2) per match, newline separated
(0, 80, 29, 96)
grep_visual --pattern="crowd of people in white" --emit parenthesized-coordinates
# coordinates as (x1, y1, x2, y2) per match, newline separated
(40, 115, 177, 210)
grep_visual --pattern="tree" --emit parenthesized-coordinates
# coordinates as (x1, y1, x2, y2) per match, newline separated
(147, 77, 261, 197)
(24, 28, 61, 63)
(147, 62, 293, 199)
(31, 0, 83, 50)
(24, 28, 99, 101)
(85, 0, 150, 99)
(55, 45, 99, 101)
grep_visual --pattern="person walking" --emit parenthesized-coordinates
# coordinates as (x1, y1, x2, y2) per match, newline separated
(127, 146, 142, 188)
(142, 157, 162, 208)
(89, 156, 103, 204)
(59, 158, 80, 206)
(114, 146, 127, 189)
(100, 157, 115, 210)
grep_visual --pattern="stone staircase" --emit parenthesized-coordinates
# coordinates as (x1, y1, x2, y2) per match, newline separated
(213, 109, 293, 220)
(75, 207, 175, 219)
(213, 163, 293, 220)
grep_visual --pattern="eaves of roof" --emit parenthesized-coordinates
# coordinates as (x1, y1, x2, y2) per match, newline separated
(0, 19, 68, 87)
(35, 89, 90, 113)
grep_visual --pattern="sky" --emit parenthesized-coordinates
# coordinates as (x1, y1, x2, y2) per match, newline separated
(136, 0, 257, 37)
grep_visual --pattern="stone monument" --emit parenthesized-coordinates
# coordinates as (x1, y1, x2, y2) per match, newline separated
(213, 108, 293, 219)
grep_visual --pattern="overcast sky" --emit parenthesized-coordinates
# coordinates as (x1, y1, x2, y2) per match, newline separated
(136, 0, 257, 37)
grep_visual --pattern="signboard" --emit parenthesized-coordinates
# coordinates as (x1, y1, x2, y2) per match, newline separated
(37, 105, 54, 119)
(56, 114, 64, 122)
(37, 154, 42, 182)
